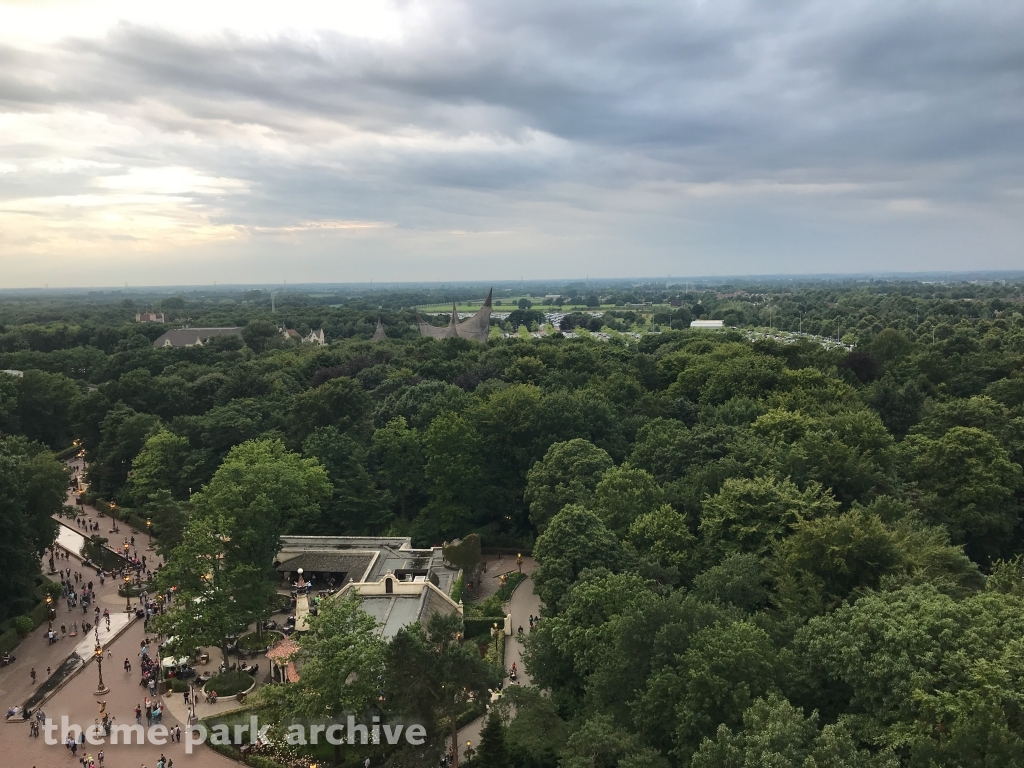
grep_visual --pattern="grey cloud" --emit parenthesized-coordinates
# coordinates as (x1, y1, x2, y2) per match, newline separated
(1, 0, 1023, 280)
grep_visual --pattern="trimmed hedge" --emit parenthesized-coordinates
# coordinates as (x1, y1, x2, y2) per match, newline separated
(464, 616, 505, 639)
(29, 599, 50, 626)
(247, 756, 290, 768)
(54, 444, 81, 461)
(0, 577, 59, 654)
(495, 572, 527, 602)
(203, 670, 254, 696)
(0, 629, 17, 655)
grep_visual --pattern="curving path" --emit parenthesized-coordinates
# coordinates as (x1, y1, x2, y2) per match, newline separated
(454, 556, 541, 761)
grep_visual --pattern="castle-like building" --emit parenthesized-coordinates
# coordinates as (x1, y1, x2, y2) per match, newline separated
(417, 288, 493, 343)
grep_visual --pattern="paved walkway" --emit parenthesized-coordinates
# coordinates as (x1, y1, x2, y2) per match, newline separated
(454, 556, 541, 760)
(504, 560, 542, 688)
(1, 464, 239, 767)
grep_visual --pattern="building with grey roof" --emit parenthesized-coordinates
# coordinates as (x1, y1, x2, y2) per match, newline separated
(274, 535, 462, 638)
(338, 573, 463, 640)
(153, 327, 243, 348)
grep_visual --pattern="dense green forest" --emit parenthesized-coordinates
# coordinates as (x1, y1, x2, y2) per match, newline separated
(3, 278, 1024, 766)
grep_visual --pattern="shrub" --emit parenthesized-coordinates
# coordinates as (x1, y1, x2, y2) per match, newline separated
(203, 671, 254, 696)
(248, 757, 289, 768)
(13, 615, 33, 636)
(495, 572, 526, 602)
(0, 629, 17, 655)
(464, 617, 505, 639)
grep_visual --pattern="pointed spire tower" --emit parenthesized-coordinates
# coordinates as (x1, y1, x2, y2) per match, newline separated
(443, 304, 460, 337)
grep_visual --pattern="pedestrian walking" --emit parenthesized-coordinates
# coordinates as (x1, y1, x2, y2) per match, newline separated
(30, 667, 36, 683)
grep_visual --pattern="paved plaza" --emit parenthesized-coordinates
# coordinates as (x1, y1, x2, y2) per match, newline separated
(1, 475, 240, 768)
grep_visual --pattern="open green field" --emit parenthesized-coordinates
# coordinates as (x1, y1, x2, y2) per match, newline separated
(416, 297, 669, 314)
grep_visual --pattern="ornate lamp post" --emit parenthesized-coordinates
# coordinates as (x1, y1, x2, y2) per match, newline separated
(492, 622, 499, 653)
(45, 594, 54, 620)
(124, 574, 132, 613)
(93, 643, 109, 695)
(146, 518, 154, 550)
(296, 567, 305, 592)
(465, 740, 475, 762)
(517, 552, 523, 573)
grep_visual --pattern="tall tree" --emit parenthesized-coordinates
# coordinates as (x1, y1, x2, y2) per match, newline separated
(699, 476, 840, 557)
(0, 437, 66, 621)
(591, 466, 663, 537)
(384, 613, 499, 768)
(154, 439, 330, 654)
(370, 416, 426, 520)
(477, 710, 512, 768)
(255, 594, 385, 762)
(17, 369, 80, 448)
(524, 439, 613, 530)
(125, 428, 191, 504)
(692, 694, 898, 768)
(901, 426, 1023, 559)
(303, 426, 385, 534)
(532, 504, 624, 611)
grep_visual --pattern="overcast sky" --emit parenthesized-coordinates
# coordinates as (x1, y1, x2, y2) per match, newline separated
(0, 0, 1021, 287)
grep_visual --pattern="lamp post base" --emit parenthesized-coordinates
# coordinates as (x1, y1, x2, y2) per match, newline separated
(93, 686, 109, 696)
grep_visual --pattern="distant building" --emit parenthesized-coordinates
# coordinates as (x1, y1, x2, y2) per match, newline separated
(691, 320, 724, 329)
(544, 294, 563, 301)
(669, 298, 682, 307)
(418, 289, 493, 343)
(284, 328, 326, 345)
(135, 311, 166, 323)
(1, 369, 23, 377)
(152, 327, 243, 348)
